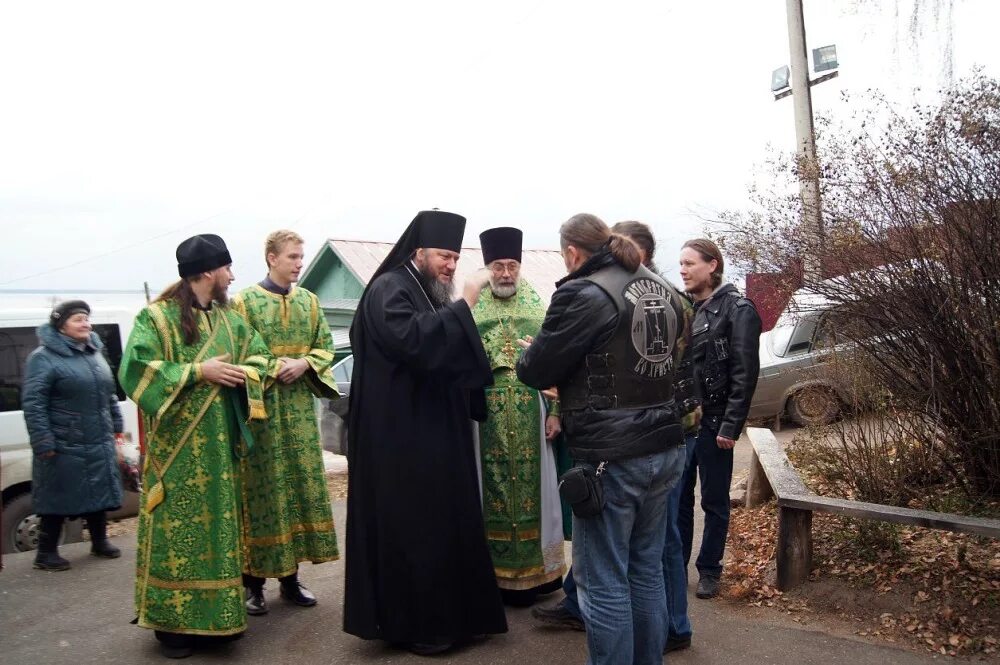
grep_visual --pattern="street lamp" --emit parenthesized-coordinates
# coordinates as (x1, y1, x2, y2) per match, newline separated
(771, 44, 839, 101)
(771, 66, 791, 93)
(776, 0, 837, 282)
(812, 44, 838, 73)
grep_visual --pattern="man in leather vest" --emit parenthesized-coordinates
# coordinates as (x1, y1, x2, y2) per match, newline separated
(517, 214, 687, 665)
(530, 221, 700, 655)
(677, 239, 761, 600)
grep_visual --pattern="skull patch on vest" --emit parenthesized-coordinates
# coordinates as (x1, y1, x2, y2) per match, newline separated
(624, 278, 677, 379)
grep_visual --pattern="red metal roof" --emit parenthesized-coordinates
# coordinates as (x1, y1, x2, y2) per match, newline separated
(325, 239, 568, 305)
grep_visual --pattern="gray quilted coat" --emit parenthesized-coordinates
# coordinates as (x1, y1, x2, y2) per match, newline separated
(22, 323, 123, 516)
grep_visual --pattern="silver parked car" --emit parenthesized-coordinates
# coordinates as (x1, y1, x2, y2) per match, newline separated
(319, 354, 352, 455)
(749, 289, 844, 427)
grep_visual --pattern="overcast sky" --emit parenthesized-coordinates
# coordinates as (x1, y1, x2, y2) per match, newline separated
(2, 0, 998, 293)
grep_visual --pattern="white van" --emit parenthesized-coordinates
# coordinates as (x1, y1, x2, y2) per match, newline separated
(0, 293, 145, 553)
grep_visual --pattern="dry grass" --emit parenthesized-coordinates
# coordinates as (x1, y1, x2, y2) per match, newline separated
(723, 457, 1000, 659)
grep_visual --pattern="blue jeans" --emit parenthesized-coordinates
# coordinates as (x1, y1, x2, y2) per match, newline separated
(562, 448, 692, 642)
(573, 448, 686, 665)
(661, 440, 693, 640)
(562, 565, 582, 619)
(678, 415, 733, 578)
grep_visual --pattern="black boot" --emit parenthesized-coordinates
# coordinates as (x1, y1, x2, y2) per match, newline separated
(279, 571, 317, 607)
(33, 515, 71, 571)
(500, 588, 538, 608)
(243, 574, 268, 616)
(155, 631, 194, 659)
(86, 511, 121, 558)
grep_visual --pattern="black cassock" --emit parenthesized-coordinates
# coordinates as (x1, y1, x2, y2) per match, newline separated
(344, 264, 508, 644)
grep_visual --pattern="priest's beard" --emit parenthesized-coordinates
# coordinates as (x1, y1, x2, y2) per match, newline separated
(211, 281, 230, 307)
(490, 280, 517, 299)
(417, 264, 455, 307)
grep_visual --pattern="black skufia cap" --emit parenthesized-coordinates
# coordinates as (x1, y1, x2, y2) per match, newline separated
(176, 234, 233, 278)
(479, 227, 523, 265)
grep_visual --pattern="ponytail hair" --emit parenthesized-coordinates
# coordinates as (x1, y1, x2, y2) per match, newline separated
(155, 279, 201, 345)
(607, 234, 641, 272)
(560, 213, 641, 272)
(611, 220, 657, 272)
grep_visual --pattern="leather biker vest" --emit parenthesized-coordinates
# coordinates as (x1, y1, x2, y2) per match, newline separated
(561, 264, 679, 411)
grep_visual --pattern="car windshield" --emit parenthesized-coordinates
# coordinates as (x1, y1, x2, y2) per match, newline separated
(769, 313, 821, 358)
(769, 323, 795, 357)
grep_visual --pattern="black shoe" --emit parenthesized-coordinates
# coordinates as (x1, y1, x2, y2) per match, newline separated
(530, 602, 585, 631)
(664, 634, 692, 653)
(91, 539, 122, 558)
(500, 588, 538, 607)
(33, 550, 71, 571)
(407, 642, 453, 656)
(245, 586, 268, 615)
(280, 580, 317, 607)
(193, 632, 245, 649)
(696, 575, 721, 599)
(159, 643, 193, 659)
(156, 632, 194, 659)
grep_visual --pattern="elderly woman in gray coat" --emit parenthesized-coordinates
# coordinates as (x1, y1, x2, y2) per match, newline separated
(22, 300, 124, 571)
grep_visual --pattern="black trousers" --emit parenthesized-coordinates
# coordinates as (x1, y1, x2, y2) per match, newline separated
(38, 512, 107, 551)
(243, 567, 298, 590)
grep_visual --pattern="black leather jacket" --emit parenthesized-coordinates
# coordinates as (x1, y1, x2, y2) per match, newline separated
(516, 248, 685, 462)
(691, 283, 762, 440)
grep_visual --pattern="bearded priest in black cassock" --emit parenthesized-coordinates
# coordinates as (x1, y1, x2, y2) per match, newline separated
(343, 210, 508, 656)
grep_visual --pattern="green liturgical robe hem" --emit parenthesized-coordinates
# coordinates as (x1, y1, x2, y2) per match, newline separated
(233, 285, 339, 577)
(473, 280, 565, 590)
(119, 301, 271, 636)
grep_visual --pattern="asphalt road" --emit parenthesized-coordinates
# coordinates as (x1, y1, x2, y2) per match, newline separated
(0, 431, 944, 664)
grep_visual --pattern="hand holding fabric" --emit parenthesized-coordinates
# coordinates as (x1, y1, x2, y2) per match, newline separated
(201, 354, 245, 387)
(277, 357, 310, 384)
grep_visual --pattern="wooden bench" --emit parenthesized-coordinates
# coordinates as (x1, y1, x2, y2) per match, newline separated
(744, 427, 1000, 590)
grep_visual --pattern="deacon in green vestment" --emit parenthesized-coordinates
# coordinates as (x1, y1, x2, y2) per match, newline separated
(472, 227, 566, 606)
(232, 230, 339, 614)
(118, 234, 271, 659)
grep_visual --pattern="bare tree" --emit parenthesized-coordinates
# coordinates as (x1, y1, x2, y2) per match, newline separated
(718, 72, 1000, 500)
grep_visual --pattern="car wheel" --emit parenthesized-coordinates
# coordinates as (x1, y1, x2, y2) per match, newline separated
(2, 492, 83, 554)
(788, 385, 841, 426)
(3, 492, 39, 554)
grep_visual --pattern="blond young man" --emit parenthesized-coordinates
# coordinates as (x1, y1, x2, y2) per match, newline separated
(233, 230, 340, 614)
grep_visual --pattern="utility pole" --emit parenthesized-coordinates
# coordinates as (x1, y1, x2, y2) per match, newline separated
(786, 0, 825, 282)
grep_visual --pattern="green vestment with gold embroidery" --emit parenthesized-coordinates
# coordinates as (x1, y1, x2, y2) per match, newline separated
(119, 300, 271, 636)
(472, 280, 565, 591)
(232, 285, 339, 578)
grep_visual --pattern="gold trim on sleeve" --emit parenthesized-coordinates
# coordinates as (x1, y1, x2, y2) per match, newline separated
(131, 360, 164, 405)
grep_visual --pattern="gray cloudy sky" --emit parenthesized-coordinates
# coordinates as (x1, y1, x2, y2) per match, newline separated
(2, 0, 997, 293)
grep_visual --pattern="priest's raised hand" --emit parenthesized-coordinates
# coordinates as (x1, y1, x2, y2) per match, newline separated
(463, 267, 492, 308)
